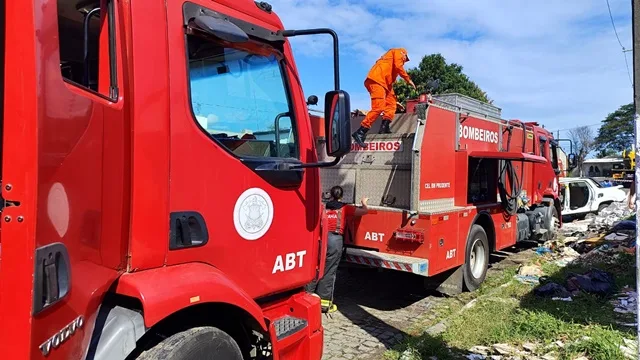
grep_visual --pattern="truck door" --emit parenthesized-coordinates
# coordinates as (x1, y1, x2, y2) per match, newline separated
(163, 1, 319, 298)
(1, 1, 127, 358)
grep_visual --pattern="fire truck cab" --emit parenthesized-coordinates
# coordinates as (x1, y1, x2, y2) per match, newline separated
(312, 93, 575, 294)
(0, 0, 353, 359)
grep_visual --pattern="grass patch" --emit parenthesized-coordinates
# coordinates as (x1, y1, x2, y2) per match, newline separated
(384, 252, 637, 360)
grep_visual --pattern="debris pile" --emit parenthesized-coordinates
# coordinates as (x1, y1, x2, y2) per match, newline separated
(464, 201, 637, 360)
(550, 202, 636, 267)
(514, 201, 636, 304)
(464, 338, 638, 360)
(588, 202, 634, 231)
(611, 286, 638, 328)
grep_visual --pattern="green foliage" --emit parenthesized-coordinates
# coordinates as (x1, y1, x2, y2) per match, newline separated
(595, 103, 635, 153)
(596, 148, 620, 158)
(392, 53, 490, 104)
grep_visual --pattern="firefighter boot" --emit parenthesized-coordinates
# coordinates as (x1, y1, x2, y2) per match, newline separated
(352, 126, 369, 148)
(321, 299, 338, 314)
(378, 119, 392, 134)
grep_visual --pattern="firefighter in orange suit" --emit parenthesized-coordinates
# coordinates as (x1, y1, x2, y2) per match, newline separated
(352, 48, 416, 147)
(306, 186, 369, 313)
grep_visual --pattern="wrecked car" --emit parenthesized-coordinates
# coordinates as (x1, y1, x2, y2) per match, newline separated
(560, 177, 627, 218)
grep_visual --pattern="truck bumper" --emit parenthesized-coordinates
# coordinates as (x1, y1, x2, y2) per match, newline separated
(263, 291, 323, 360)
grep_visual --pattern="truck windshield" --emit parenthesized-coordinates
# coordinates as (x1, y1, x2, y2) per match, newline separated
(187, 35, 298, 159)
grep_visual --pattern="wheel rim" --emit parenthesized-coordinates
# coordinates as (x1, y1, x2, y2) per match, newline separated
(469, 238, 486, 279)
(550, 212, 559, 239)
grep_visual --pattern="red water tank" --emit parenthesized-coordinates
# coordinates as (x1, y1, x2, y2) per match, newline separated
(405, 99, 419, 114)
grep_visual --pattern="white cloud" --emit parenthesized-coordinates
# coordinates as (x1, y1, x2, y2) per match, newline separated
(269, 0, 633, 131)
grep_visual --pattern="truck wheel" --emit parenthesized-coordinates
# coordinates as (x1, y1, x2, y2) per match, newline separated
(137, 327, 243, 360)
(544, 206, 560, 241)
(463, 225, 489, 292)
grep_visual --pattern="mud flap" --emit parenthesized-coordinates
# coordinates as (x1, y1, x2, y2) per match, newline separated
(424, 266, 464, 296)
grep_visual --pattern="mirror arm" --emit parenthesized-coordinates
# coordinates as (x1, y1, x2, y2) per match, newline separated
(291, 156, 343, 169)
(274, 112, 290, 158)
(280, 29, 340, 91)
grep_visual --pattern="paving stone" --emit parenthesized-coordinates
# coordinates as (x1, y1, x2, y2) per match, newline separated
(322, 249, 537, 359)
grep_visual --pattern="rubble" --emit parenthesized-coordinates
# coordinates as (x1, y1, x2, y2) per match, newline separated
(534, 282, 572, 299)
(518, 265, 544, 277)
(565, 269, 615, 295)
(458, 202, 637, 360)
(620, 338, 638, 360)
(588, 202, 633, 230)
(559, 220, 591, 236)
(612, 286, 638, 316)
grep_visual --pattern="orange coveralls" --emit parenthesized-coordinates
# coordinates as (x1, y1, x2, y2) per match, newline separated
(361, 48, 412, 129)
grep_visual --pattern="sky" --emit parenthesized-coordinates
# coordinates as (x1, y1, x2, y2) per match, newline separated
(268, 0, 634, 146)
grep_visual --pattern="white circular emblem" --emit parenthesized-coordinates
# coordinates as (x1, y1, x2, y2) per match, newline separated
(233, 188, 274, 240)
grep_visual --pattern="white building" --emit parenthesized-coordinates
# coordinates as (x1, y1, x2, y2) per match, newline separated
(582, 158, 624, 177)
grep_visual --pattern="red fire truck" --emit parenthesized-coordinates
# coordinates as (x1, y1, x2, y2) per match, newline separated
(311, 93, 576, 294)
(0, 0, 354, 359)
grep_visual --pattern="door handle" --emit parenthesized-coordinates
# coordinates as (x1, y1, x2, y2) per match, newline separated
(33, 243, 71, 315)
(169, 212, 209, 250)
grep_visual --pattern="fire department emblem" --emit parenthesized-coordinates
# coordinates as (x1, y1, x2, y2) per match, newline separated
(233, 187, 274, 240)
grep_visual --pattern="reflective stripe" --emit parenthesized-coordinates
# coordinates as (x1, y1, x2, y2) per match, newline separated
(346, 254, 415, 273)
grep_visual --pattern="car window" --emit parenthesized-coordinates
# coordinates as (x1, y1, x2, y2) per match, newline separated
(587, 178, 603, 188)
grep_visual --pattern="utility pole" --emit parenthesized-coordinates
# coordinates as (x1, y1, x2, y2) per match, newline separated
(633, 0, 639, 354)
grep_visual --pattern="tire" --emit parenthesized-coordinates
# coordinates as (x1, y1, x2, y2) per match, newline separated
(136, 327, 243, 360)
(597, 202, 610, 214)
(542, 206, 560, 241)
(463, 225, 490, 292)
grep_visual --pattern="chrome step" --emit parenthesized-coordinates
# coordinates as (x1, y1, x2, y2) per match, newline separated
(345, 248, 429, 276)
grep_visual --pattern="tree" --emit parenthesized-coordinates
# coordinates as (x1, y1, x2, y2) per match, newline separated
(568, 126, 595, 176)
(594, 103, 634, 154)
(393, 54, 490, 104)
(596, 148, 619, 158)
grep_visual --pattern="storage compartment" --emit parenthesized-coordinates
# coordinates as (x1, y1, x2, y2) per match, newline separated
(467, 158, 498, 204)
(318, 113, 417, 209)
(320, 132, 414, 209)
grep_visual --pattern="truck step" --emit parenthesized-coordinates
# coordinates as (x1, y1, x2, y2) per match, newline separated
(345, 248, 429, 276)
(273, 316, 308, 341)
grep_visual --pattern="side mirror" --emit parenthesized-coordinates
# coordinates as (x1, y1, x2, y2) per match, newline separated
(568, 153, 577, 169)
(324, 90, 351, 157)
(307, 95, 319, 106)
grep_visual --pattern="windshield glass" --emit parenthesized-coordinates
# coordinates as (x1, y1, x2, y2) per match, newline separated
(187, 35, 298, 159)
(588, 178, 603, 187)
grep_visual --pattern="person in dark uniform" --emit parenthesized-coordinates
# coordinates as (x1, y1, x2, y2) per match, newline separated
(307, 186, 370, 313)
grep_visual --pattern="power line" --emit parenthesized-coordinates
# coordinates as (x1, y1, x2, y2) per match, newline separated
(606, 0, 634, 87)
(607, 0, 626, 48)
(624, 51, 634, 86)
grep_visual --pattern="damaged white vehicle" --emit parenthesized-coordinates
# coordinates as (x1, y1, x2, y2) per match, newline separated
(559, 177, 628, 218)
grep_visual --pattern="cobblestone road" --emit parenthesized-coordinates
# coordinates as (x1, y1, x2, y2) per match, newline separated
(320, 265, 443, 360)
(321, 243, 538, 360)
